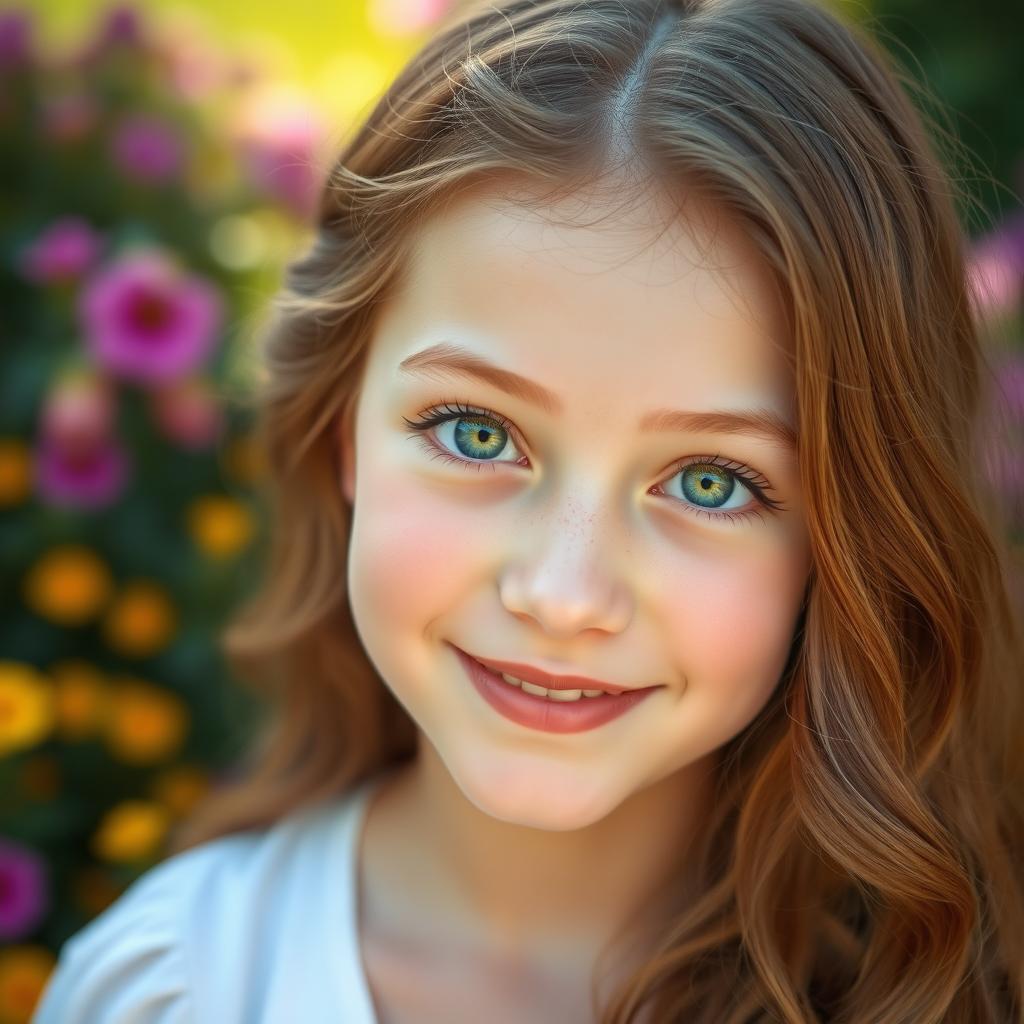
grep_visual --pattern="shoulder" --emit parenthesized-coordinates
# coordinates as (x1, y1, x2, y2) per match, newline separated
(32, 796, 355, 1024)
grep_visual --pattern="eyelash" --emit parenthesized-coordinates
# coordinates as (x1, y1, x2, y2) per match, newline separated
(401, 399, 787, 526)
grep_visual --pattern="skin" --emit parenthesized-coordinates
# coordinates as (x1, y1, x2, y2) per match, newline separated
(336, 176, 812, 1019)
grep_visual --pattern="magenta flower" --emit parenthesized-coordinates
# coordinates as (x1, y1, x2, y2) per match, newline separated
(19, 217, 103, 284)
(0, 838, 49, 941)
(0, 10, 33, 72)
(237, 96, 325, 221)
(79, 252, 223, 383)
(35, 435, 130, 510)
(110, 113, 184, 183)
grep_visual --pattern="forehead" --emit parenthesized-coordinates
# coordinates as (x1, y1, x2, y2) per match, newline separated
(371, 180, 795, 420)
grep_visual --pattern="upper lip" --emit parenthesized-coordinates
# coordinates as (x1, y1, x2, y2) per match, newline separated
(462, 649, 658, 695)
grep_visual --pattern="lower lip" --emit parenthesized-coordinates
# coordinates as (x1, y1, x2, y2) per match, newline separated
(454, 646, 660, 734)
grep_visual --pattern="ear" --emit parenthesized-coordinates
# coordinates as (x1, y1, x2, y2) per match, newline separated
(338, 401, 357, 507)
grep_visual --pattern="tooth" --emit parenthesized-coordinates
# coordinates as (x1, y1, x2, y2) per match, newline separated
(519, 680, 549, 697)
(582, 689, 604, 698)
(500, 673, 523, 688)
(546, 688, 583, 702)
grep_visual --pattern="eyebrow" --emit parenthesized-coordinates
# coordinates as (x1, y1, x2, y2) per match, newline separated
(398, 342, 798, 451)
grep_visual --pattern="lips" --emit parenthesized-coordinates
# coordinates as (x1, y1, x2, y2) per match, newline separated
(458, 647, 660, 696)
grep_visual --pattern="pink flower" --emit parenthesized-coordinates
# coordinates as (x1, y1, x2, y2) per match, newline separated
(0, 839, 48, 941)
(79, 252, 223, 383)
(40, 372, 116, 460)
(150, 376, 225, 449)
(968, 212, 1024, 321)
(368, 0, 455, 35)
(19, 217, 103, 284)
(35, 435, 130, 510)
(110, 113, 185, 184)
(236, 93, 325, 221)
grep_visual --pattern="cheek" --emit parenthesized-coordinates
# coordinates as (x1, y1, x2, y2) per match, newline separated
(346, 465, 493, 642)
(662, 540, 807, 721)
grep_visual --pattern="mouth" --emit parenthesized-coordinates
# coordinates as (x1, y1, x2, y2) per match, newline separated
(453, 645, 661, 733)
(455, 645, 662, 698)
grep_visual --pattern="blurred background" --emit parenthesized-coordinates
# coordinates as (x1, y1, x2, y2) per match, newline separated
(0, 1, 1020, 1019)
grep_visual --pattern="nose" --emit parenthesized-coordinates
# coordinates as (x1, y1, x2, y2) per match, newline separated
(498, 499, 634, 639)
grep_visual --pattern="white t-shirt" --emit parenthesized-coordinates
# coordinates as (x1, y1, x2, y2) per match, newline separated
(32, 772, 388, 1023)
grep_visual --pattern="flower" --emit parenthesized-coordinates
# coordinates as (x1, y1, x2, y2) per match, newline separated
(79, 251, 223, 383)
(22, 545, 113, 625)
(0, 10, 33, 73)
(34, 434, 130, 510)
(0, 839, 49, 941)
(186, 494, 256, 559)
(0, 946, 55, 1023)
(50, 661, 109, 741)
(101, 582, 176, 657)
(368, 0, 455, 36)
(91, 800, 171, 862)
(149, 375, 225, 449)
(39, 371, 115, 458)
(102, 678, 188, 764)
(0, 662, 54, 757)
(0, 439, 31, 507)
(110, 113, 185, 183)
(235, 89, 325, 221)
(18, 218, 103, 284)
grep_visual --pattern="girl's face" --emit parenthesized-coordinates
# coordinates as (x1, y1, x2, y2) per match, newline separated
(339, 181, 811, 830)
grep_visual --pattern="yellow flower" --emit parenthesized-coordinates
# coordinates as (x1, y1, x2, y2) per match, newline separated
(150, 763, 211, 817)
(102, 679, 188, 765)
(101, 582, 176, 657)
(0, 945, 56, 1024)
(0, 663, 54, 757)
(91, 800, 170, 863)
(186, 494, 256, 560)
(23, 545, 113, 626)
(0, 438, 31, 508)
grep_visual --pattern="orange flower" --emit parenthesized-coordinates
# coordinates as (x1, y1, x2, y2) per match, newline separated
(186, 494, 256, 560)
(101, 582, 176, 657)
(0, 439, 31, 508)
(102, 679, 188, 765)
(91, 800, 171, 863)
(0, 945, 55, 1024)
(50, 660, 109, 740)
(22, 545, 112, 626)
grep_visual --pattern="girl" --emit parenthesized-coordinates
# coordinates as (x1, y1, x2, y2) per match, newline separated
(33, 0, 1024, 1021)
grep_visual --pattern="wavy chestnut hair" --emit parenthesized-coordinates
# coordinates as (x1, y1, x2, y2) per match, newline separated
(168, 0, 1024, 1019)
